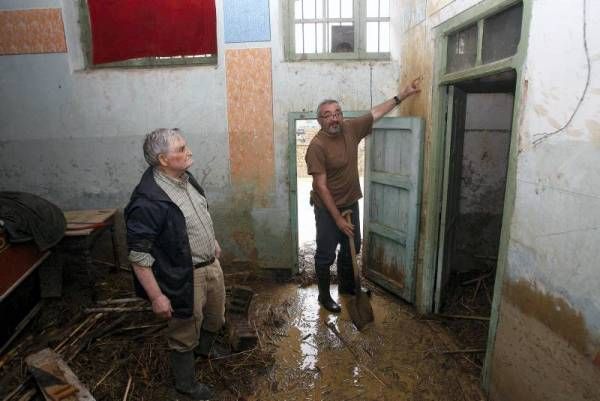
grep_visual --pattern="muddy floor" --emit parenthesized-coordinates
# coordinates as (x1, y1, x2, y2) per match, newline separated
(0, 250, 488, 401)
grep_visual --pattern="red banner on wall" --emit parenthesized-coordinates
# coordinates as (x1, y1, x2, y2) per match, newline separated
(87, 0, 217, 64)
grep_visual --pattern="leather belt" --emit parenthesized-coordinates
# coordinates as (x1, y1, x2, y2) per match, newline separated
(194, 257, 215, 269)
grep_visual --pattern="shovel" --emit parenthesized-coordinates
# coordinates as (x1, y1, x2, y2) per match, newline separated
(342, 210, 374, 330)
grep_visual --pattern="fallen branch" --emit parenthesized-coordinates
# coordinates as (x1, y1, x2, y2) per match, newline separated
(93, 366, 117, 391)
(325, 322, 386, 386)
(60, 313, 104, 357)
(92, 258, 131, 272)
(67, 315, 127, 362)
(438, 348, 486, 355)
(55, 314, 97, 353)
(15, 388, 36, 401)
(113, 323, 165, 333)
(461, 272, 492, 286)
(437, 314, 489, 321)
(84, 307, 151, 313)
(96, 298, 142, 305)
(1, 380, 30, 401)
(122, 375, 133, 401)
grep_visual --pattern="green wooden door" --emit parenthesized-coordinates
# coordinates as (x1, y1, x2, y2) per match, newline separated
(363, 117, 424, 303)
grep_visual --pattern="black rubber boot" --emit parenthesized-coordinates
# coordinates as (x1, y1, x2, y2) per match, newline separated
(194, 330, 230, 359)
(170, 351, 214, 400)
(316, 267, 341, 313)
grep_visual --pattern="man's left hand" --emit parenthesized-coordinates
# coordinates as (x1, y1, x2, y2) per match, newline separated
(399, 77, 422, 101)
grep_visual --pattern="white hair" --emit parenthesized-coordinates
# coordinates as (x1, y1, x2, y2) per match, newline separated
(143, 128, 182, 166)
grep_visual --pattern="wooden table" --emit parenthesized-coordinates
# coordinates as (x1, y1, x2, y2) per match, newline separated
(60, 209, 121, 274)
(0, 233, 49, 352)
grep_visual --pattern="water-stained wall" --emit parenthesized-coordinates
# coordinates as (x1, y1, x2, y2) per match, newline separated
(489, 1, 600, 399)
(397, 0, 600, 399)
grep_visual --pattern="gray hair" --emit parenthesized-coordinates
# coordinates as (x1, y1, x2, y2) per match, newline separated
(143, 128, 182, 166)
(316, 99, 340, 117)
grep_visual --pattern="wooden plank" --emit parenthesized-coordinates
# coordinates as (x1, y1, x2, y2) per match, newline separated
(25, 348, 95, 401)
(64, 209, 117, 236)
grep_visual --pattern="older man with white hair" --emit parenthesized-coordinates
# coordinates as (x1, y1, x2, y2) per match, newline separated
(125, 128, 224, 400)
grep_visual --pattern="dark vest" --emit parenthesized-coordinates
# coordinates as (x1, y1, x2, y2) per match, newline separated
(124, 167, 207, 319)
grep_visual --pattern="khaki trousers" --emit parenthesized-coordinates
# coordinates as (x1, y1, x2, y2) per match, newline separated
(165, 259, 226, 352)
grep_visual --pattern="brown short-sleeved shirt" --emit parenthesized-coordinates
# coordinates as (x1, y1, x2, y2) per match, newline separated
(305, 113, 374, 208)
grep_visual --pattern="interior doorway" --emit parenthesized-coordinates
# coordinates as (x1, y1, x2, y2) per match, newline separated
(435, 70, 516, 365)
(294, 117, 365, 272)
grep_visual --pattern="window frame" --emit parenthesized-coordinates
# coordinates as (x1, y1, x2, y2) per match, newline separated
(79, 0, 217, 69)
(439, 1, 523, 84)
(283, 0, 390, 62)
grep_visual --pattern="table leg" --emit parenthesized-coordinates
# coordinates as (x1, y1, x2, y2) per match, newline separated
(110, 224, 120, 273)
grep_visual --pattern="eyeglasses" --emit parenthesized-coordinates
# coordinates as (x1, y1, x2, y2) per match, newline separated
(319, 111, 343, 120)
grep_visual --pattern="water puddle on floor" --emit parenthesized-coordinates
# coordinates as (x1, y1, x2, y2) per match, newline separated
(248, 282, 485, 401)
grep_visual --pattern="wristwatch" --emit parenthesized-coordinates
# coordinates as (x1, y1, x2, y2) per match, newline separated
(393, 95, 401, 105)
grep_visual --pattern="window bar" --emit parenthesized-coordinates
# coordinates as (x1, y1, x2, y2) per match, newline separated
(301, 0, 305, 54)
(378, 0, 381, 52)
(476, 19, 484, 66)
(325, 0, 330, 52)
(314, 0, 318, 53)
(339, 0, 342, 48)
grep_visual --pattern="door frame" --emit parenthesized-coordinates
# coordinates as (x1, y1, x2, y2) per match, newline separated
(287, 111, 367, 275)
(434, 85, 468, 313)
(421, 0, 532, 391)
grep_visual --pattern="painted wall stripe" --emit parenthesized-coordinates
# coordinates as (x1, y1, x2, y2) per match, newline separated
(224, 0, 271, 43)
(0, 9, 67, 55)
(226, 48, 274, 202)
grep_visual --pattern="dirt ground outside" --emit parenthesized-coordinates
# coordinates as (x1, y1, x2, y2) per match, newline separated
(0, 250, 488, 401)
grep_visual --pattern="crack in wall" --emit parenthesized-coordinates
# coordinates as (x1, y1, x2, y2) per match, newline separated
(532, 0, 591, 146)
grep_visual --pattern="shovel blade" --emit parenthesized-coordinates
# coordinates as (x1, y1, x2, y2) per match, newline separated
(347, 291, 374, 330)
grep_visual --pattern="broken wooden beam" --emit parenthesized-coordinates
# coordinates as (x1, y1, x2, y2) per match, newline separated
(25, 348, 95, 401)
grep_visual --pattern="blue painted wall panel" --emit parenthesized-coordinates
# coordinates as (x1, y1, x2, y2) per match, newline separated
(223, 0, 270, 43)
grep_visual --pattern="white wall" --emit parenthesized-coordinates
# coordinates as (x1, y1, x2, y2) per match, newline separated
(509, 0, 600, 348)
(493, 0, 600, 399)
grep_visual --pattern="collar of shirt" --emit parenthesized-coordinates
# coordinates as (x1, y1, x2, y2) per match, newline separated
(154, 168, 189, 189)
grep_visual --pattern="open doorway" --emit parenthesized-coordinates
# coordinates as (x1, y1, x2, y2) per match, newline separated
(294, 117, 365, 273)
(435, 70, 516, 365)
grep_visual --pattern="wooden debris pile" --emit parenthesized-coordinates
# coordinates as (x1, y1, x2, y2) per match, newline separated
(0, 276, 283, 401)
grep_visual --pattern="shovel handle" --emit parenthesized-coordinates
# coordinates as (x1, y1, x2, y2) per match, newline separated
(343, 211, 361, 290)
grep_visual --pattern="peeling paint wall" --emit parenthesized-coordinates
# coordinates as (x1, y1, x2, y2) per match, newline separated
(490, 0, 600, 398)
(399, 0, 600, 399)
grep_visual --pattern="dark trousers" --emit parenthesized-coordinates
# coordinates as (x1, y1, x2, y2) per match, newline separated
(314, 202, 361, 291)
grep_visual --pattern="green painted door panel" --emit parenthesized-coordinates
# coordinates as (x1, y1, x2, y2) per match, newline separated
(363, 117, 424, 303)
